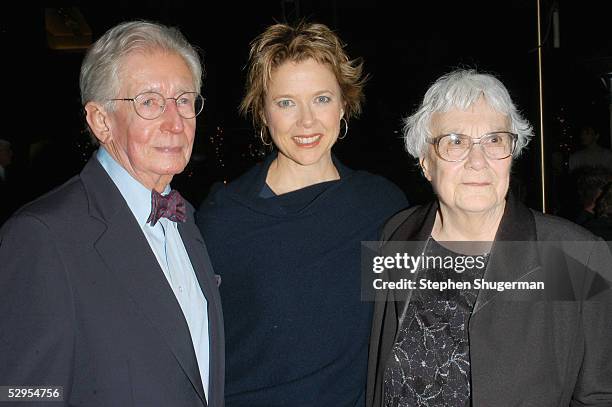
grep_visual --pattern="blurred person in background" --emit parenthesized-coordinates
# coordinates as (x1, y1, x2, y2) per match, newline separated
(0, 138, 16, 224)
(584, 182, 612, 241)
(572, 166, 612, 225)
(569, 125, 612, 172)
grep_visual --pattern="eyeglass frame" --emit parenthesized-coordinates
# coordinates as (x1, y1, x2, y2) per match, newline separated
(108, 91, 205, 120)
(426, 131, 518, 162)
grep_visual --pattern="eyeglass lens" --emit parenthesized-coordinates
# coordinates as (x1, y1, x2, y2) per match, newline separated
(133, 92, 203, 119)
(438, 132, 514, 160)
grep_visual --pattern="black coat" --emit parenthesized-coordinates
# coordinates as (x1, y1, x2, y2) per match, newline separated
(367, 195, 612, 406)
(0, 157, 224, 407)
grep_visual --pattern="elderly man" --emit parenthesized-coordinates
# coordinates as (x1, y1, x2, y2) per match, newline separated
(0, 21, 223, 406)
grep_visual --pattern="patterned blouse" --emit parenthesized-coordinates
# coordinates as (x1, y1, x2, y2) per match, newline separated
(384, 238, 489, 407)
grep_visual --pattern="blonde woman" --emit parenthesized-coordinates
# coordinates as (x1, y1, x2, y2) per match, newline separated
(197, 21, 408, 407)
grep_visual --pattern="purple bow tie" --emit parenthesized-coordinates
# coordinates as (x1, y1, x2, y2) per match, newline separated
(147, 189, 187, 226)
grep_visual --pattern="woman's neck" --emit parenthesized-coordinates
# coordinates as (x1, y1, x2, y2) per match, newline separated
(431, 200, 506, 242)
(266, 153, 339, 194)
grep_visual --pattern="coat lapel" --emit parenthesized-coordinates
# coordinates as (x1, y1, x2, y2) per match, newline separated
(471, 193, 540, 314)
(387, 195, 542, 316)
(370, 202, 437, 405)
(386, 202, 437, 314)
(80, 157, 207, 405)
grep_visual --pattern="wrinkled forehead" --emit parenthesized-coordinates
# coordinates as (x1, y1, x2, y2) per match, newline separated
(116, 49, 196, 92)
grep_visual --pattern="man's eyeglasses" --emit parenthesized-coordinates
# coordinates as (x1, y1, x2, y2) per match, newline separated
(427, 131, 518, 162)
(109, 91, 204, 120)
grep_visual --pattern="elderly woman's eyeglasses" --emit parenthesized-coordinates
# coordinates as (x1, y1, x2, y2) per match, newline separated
(427, 131, 518, 162)
(109, 91, 204, 120)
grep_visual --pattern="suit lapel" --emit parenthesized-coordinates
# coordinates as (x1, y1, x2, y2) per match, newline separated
(80, 157, 207, 405)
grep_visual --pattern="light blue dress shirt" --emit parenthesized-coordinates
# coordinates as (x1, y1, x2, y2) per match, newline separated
(96, 148, 210, 400)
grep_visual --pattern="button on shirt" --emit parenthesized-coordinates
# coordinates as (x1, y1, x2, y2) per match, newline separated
(97, 148, 210, 400)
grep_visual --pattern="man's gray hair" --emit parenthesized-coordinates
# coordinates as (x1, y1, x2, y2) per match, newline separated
(79, 20, 203, 109)
(403, 69, 533, 159)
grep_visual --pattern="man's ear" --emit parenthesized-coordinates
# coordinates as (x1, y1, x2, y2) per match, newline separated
(84, 102, 112, 144)
(420, 155, 433, 182)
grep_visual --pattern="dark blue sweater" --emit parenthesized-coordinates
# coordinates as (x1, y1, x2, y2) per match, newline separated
(196, 153, 408, 407)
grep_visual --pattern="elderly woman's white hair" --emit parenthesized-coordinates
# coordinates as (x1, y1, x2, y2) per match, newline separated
(403, 69, 534, 159)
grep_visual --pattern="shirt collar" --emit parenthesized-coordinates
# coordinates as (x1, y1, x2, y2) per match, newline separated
(96, 148, 171, 227)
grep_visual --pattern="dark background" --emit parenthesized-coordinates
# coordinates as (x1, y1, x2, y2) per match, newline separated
(2, 1, 611, 220)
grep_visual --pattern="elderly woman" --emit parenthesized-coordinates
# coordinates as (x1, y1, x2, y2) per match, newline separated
(197, 22, 408, 406)
(367, 69, 612, 406)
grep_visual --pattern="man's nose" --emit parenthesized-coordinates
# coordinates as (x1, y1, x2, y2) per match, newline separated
(160, 100, 185, 133)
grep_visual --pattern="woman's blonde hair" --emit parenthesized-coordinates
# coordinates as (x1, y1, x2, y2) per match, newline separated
(240, 21, 367, 142)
